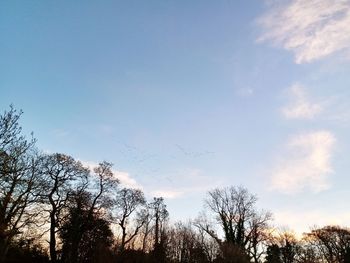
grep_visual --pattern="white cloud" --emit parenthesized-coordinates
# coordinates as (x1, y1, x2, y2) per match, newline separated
(282, 83, 323, 119)
(80, 160, 142, 189)
(270, 131, 336, 194)
(151, 190, 185, 199)
(113, 170, 142, 189)
(258, 0, 350, 63)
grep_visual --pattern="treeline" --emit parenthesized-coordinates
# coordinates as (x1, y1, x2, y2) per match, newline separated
(0, 106, 350, 263)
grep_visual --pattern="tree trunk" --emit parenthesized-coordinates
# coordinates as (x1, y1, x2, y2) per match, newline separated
(50, 211, 57, 262)
(142, 224, 149, 252)
(121, 224, 126, 251)
(0, 234, 9, 262)
(155, 215, 159, 248)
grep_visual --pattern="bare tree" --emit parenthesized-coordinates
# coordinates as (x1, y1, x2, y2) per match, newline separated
(150, 197, 169, 248)
(304, 226, 350, 263)
(0, 106, 42, 260)
(149, 197, 169, 262)
(167, 221, 213, 263)
(60, 161, 119, 263)
(139, 204, 154, 253)
(247, 211, 273, 262)
(202, 186, 272, 262)
(279, 232, 299, 263)
(194, 217, 220, 262)
(114, 188, 146, 251)
(89, 161, 119, 217)
(41, 153, 89, 262)
(296, 239, 322, 263)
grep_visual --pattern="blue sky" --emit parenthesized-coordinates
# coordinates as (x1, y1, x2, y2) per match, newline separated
(1, 0, 350, 234)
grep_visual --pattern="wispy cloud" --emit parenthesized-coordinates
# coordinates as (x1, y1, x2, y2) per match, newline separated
(151, 190, 185, 199)
(80, 160, 143, 189)
(114, 170, 142, 189)
(282, 83, 323, 119)
(270, 131, 336, 194)
(258, 0, 350, 63)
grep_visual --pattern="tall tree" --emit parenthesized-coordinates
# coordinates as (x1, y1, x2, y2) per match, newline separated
(149, 197, 169, 262)
(150, 197, 168, 248)
(138, 204, 154, 253)
(41, 153, 89, 262)
(60, 161, 118, 263)
(114, 188, 146, 251)
(0, 106, 42, 260)
(202, 186, 272, 262)
(60, 190, 114, 263)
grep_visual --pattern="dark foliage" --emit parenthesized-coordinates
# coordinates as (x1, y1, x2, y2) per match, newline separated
(265, 244, 282, 263)
(60, 191, 114, 263)
(214, 243, 250, 263)
(3, 239, 49, 263)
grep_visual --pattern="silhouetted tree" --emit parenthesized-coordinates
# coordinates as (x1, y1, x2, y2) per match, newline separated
(114, 188, 146, 251)
(41, 153, 89, 262)
(265, 244, 282, 263)
(195, 218, 220, 262)
(214, 242, 250, 263)
(201, 186, 272, 262)
(305, 226, 350, 263)
(139, 205, 154, 253)
(295, 245, 320, 263)
(60, 190, 114, 263)
(0, 106, 42, 260)
(267, 231, 300, 263)
(59, 161, 118, 263)
(150, 197, 169, 262)
(5, 237, 49, 263)
(280, 235, 298, 263)
(167, 222, 211, 263)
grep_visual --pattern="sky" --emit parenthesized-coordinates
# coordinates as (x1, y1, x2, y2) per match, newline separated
(1, 0, 350, 235)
